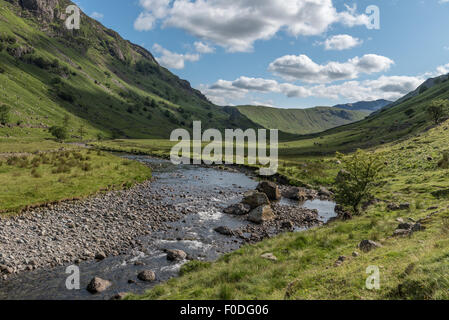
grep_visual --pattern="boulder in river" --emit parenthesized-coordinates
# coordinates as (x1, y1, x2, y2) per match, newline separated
(247, 205, 275, 224)
(223, 203, 251, 215)
(256, 181, 281, 201)
(87, 277, 111, 294)
(214, 226, 234, 236)
(242, 191, 270, 210)
(166, 249, 187, 262)
(281, 187, 307, 201)
(137, 270, 156, 282)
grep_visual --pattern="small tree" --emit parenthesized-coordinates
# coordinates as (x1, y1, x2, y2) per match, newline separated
(78, 124, 86, 140)
(0, 104, 11, 125)
(427, 99, 449, 125)
(334, 150, 385, 214)
(49, 126, 68, 141)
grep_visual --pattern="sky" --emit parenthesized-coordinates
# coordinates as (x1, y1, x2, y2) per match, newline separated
(72, 0, 449, 109)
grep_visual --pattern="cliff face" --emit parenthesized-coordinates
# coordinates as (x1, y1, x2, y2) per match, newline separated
(6, 0, 59, 21)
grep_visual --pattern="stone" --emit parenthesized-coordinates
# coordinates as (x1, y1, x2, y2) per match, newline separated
(110, 293, 127, 300)
(393, 229, 412, 237)
(247, 205, 275, 224)
(137, 270, 156, 282)
(166, 249, 187, 262)
(0, 264, 13, 275)
(256, 181, 281, 201)
(242, 191, 270, 210)
(261, 253, 277, 261)
(397, 222, 414, 230)
(95, 252, 107, 261)
(412, 223, 426, 232)
(337, 256, 347, 262)
(223, 203, 251, 215)
(352, 251, 359, 257)
(358, 240, 382, 253)
(282, 187, 307, 201)
(281, 220, 294, 230)
(318, 187, 332, 197)
(87, 277, 111, 294)
(214, 226, 233, 236)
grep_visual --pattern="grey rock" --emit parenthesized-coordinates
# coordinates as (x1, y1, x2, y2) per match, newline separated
(137, 270, 156, 282)
(242, 191, 270, 210)
(223, 203, 251, 215)
(214, 226, 233, 236)
(87, 277, 111, 294)
(247, 205, 275, 224)
(166, 249, 187, 262)
(256, 181, 281, 201)
(358, 240, 382, 253)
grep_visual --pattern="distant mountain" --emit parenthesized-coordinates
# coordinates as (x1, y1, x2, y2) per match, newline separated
(333, 99, 392, 113)
(235, 105, 368, 135)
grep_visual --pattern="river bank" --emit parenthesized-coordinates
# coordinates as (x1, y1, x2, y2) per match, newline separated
(0, 156, 336, 300)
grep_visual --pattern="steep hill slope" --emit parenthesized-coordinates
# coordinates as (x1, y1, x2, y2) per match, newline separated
(236, 105, 368, 135)
(333, 99, 392, 113)
(0, 0, 258, 141)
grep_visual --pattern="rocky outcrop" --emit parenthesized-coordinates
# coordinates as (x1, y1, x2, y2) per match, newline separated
(19, 0, 59, 21)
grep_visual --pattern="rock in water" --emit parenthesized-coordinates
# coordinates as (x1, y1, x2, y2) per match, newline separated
(247, 205, 275, 224)
(166, 249, 187, 261)
(214, 226, 234, 236)
(223, 203, 251, 215)
(358, 240, 382, 253)
(257, 181, 281, 201)
(137, 270, 156, 282)
(87, 277, 111, 294)
(282, 187, 308, 201)
(242, 191, 270, 210)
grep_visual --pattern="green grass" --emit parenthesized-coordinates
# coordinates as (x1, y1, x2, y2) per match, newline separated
(127, 119, 449, 300)
(0, 148, 151, 214)
(237, 105, 368, 135)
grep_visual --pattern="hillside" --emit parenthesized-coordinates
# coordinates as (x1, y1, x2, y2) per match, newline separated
(278, 73, 449, 157)
(236, 105, 368, 135)
(333, 99, 392, 113)
(0, 0, 258, 142)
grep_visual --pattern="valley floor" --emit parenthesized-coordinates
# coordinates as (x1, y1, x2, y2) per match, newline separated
(94, 121, 449, 300)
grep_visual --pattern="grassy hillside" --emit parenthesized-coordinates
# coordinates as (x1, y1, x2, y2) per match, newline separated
(236, 105, 368, 135)
(0, 0, 258, 141)
(130, 118, 449, 301)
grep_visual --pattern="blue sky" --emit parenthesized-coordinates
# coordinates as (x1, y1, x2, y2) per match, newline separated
(73, 0, 449, 108)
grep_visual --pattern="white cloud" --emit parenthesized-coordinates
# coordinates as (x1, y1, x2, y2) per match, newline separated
(268, 54, 394, 83)
(152, 44, 200, 69)
(321, 34, 363, 50)
(90, 12, 104, 20)
(201, 74, 423, 105)
(134, 0, 371, 52)
(436, 63, 449, 75)
(194, 41, 215, 54)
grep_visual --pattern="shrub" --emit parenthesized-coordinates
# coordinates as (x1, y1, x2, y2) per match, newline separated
(334, 150, 385, 214)
(427, 99, 449, 124)
(438, 152, 449, 169)
(49, 126, 68, 141)
(0, 104, 11, 124)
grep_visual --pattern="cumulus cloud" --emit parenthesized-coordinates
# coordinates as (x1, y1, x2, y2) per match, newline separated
(134, 0, 371, 52)
(201, 74, 423, 105)
(268, 54, 394, 83)
(152, 44, 200, 69)
(194, 41, 215, 54)
(436, 63, 449, 75)
(320, 34, 363, 50)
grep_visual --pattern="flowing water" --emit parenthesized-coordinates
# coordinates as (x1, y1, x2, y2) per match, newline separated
(0, 156, 336, 300)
